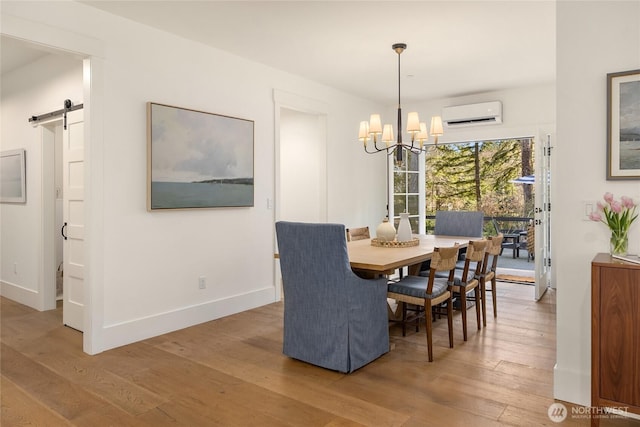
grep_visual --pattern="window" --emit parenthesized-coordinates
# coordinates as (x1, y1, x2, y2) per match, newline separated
(391, 138, 533, 235)
(391, 150, 424, 233)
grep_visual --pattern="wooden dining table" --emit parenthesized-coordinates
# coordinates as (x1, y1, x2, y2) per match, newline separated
(347, 234, 474, 277)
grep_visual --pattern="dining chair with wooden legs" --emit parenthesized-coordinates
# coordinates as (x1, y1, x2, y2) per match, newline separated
(479, 234, 503, 322)
(346, 226, 370, 242)
(450, 239, 488, 341)
(387, 245, 460, 362)
(423, 210, 483, 274)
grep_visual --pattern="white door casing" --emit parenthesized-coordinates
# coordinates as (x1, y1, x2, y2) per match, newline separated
(62, 109, 85, 331)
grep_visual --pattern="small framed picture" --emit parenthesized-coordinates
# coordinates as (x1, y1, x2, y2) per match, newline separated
(607, 69, 640, 180)
(0, 149, 26, 203)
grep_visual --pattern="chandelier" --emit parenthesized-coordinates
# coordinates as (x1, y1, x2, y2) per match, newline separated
(358, 43, 443, 164)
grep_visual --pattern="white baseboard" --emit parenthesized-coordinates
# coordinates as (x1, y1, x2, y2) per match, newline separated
(553, 362, 590, 406)
(96, 286, 277, 353)
(0, 280, 40, 309)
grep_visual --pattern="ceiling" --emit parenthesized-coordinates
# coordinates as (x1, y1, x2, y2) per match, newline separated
(3, 1, 556, 105)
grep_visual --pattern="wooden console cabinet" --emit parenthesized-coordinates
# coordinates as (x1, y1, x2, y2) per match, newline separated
(591, 253, 640, 426)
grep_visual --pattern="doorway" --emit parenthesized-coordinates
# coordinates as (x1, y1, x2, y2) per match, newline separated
(278, 107, 327, 222)
(3, 17, 103, 353)
(42, 120, 64, 305)
(395, 136, 551, 299)
(273, 90, 329, 301)
(40, 108, 86, 332)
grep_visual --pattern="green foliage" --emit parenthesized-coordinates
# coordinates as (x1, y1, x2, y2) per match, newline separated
(424, 139, 533, 217)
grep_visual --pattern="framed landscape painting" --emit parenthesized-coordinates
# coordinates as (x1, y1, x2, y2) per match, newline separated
(147, 102, 254, 210)
(0, 149, 26, 203)
(607, 69, 640, 180)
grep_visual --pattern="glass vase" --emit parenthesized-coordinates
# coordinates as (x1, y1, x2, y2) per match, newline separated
(610, 232, 628, 256)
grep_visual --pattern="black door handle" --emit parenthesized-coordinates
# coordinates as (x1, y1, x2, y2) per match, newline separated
(61, 222, 68, 240)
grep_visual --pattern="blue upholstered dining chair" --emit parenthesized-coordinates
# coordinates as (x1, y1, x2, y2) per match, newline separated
(434, 210, 484, 237)
(420, 210, 484, 273)
(275, 221, 389, 373)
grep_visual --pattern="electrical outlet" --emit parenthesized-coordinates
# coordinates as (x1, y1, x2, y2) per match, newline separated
(198, 276, 206, 289)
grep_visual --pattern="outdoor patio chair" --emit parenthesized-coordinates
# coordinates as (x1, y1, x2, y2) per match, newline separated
(492, 218, 523, 258)
(526, 224, 535, 261)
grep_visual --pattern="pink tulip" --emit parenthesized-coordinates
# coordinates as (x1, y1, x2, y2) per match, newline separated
(610, 200, 622, 213)
(604, 192, 614, 203)
(621, 196, 636, 209)
(589, 211, 603, 221)
(593, 193, 637, 234)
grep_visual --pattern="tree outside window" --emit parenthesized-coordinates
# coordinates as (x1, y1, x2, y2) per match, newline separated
(392, 138, 534, 234)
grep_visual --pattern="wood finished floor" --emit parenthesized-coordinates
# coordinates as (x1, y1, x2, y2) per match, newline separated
(2, 283, 639, 426)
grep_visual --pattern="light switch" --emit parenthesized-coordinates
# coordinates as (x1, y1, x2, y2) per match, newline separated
(583, 201, 596, 221)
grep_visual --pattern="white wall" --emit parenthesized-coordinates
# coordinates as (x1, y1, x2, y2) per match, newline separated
(1, 1, 386, 353)
(410, 82, 556, 144)
(0, 53, 83, 310)
(555, 1, 640, 405)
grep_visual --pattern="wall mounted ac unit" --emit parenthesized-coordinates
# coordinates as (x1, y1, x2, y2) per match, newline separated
(442, 101, 502, 128)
